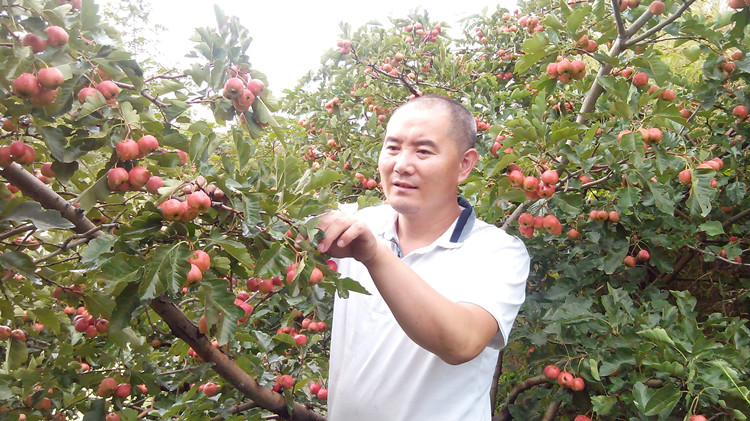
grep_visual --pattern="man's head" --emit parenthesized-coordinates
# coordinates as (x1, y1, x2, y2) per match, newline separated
(389, 94, 477, 153)
(378, 95, 479, 218)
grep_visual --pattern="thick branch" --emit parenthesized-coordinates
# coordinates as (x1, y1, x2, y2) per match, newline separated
(1, 162, 97, 235)
(149, 296, 326, 421)
(493, 375, 552, 421)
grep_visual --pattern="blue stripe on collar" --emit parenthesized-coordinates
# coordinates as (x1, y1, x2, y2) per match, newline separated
(450, 196, 475, 243)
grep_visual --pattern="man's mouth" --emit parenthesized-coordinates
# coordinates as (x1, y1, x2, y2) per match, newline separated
(392, 181, 417, 189)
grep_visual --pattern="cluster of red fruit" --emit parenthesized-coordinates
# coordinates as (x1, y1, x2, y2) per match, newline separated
(185, 250, 211, 286)
(271, 374, 295, 392)
(106, 136, 163, 193)
(222, 76, 264, 113)
(355, 172, 378, 190)
(403, 22, 441, 43)
(69, 306, 109, 338)
(12, 65, 66, 107)
(623, 249, 650, 267)
(21, 24, 69, 53)
(0, 140, 36, 168)
(324, 96, 341, 114)
(518, 15, 544, 33)
(308, 381, 328, 400)
(678, 157, 724, 187)
(508, 167, 559, 201)
(475, 117, 491, 131)
(490, 134, 513, 156)
(160, 190, 213, 223)
(546, 57, 587, 83)
(336, 39, 352, 54)
(576, 35, 598, 53)
(518, 213, 563, 238)
(0, 325, 26, 342)
(377, 52, 405, 77)
(544, 364, 586, 391)
(617, 127, 663, 145)
(589, 209, 621, 223)
(96, 377, 140, 399)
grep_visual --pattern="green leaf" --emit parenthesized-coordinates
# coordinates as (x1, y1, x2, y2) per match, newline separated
(209, 237, 255, 270)
(6, 336, 29, 370)
(80, 234, 117, 266)
(81, 399, 107, 421)
(643, 383, 681, 416)
(0, 251, 39, 281)
(637, 327, 676, 347)
(591, 395, 617, 415)
(0, 201, 74, 230)
(698, 221, 725, 236)
(302, 168, 343, 193)
(648, 183, 675, 215)
(139, 243, 192, 299)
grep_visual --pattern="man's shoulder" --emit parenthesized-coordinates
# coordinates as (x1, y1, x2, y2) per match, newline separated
(350, 203, 395, 231)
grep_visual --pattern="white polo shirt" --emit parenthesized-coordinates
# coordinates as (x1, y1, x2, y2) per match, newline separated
(328, 198, 529, 421)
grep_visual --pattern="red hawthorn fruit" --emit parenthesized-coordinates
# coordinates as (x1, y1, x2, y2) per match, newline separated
(202, 382, 219, 396)
(678, 169, 692, 185)
(145, 176, 164, 194)
(0, 325, 11, 340)
(128, 166, 151, 189)
(105, 413, 121, 421)
(518, 213, 535, 228)
(246, 277, 261, 291)
(137, 384, 148, 394)
(185, 263, 203, 286)
(570, 377, 585, 391)
(23, 33, 47, 53)
(115, 383, 131, 398)
(608, 211, 621, 223)
(567, 229, 580, 240)
(115, 139, 139, 161)
(137, 135, 159, 156)
(533, 216, 544, 230)
(316, 388, 328, 400)
(543, 365, 561, 380)
(574, 416, 591, 421)
(160, 199, 184, 221)
(310, 267, 324, 284)
(688, 416, 707, 421)
(13, 73, 41, 99)
(45, 26, 69, 48)
(508, 170, 525, 187)
(107, 167, 129, 190)
(188, 250, 211, 273)
(294, 334, 308, 346)
(77, 86, 101, 103)
(97, 377, 117, 397)
(40, 162, 55, 178)
(637, 249, 650, 261)
(37, 67, 65, 90)
(632, 72, 649, 87)
(523, 176, 539, 192)
(97, 80, 120, 101)
(326, 259, 338, 272)
(623, 256, 636, 267)
(223, 78, 245, 99)
(733, 105, 748, 120)
(309, 382, 321, 395)
(557, 371, 573, 387)
(649, 0, 665, 15)
(95, 318, 109, 333)
(247, 79, 265, 96)
(542, 215, 562, 235)
(259, 278, 275, 294)
(279, 374, 294, 389)
(540, 170, 559, 185)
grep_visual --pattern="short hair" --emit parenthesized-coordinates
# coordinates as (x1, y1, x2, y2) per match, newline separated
(389, 94, 477, 152)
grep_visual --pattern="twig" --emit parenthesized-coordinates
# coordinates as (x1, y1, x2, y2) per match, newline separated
(0, 223, 36, 241)
(612, 0, 627, 39)
(686, 244, 750, 266)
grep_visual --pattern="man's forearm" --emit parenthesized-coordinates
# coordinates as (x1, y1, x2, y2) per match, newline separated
(362, 241, 498, 365)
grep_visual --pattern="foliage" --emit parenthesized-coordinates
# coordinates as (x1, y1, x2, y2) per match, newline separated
(0, 0, 749, 420)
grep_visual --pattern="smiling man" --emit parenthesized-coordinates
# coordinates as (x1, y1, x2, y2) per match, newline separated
(316, 95, 529, 420)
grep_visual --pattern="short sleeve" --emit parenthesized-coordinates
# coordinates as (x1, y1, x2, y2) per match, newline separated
(453, 230, 529, 349)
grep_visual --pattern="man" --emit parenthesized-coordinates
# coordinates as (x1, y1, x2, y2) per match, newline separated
(315, 95, 529, 420)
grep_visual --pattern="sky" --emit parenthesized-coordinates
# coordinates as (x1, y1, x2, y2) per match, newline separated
(142, 0, 517, 94)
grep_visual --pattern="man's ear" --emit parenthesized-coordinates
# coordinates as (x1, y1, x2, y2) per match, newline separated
(458, 148, 479, 183)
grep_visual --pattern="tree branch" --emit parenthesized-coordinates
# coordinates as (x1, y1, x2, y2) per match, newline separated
(612, 0, 627, 39)
(490, 350, 504, 415)
(149, 296, 326, 421)
(493, 375, 552, 421)
(502, 203, 528, 231)
(626, 0, 697, 46)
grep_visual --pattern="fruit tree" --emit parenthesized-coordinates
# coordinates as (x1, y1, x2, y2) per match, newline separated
(1, 0, 749, 420)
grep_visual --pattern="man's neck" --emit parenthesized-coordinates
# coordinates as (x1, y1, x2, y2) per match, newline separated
(395, 202, 462, 256)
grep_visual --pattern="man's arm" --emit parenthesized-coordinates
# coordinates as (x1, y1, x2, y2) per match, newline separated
(315, 211, 499, 365)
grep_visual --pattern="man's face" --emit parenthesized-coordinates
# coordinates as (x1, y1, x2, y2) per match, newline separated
(378, 104, 469, 217)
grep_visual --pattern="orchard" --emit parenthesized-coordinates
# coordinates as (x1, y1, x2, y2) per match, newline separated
(1, 0, 749, 420)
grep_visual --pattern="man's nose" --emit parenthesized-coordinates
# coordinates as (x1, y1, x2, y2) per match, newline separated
(393, 150, 415, 174)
